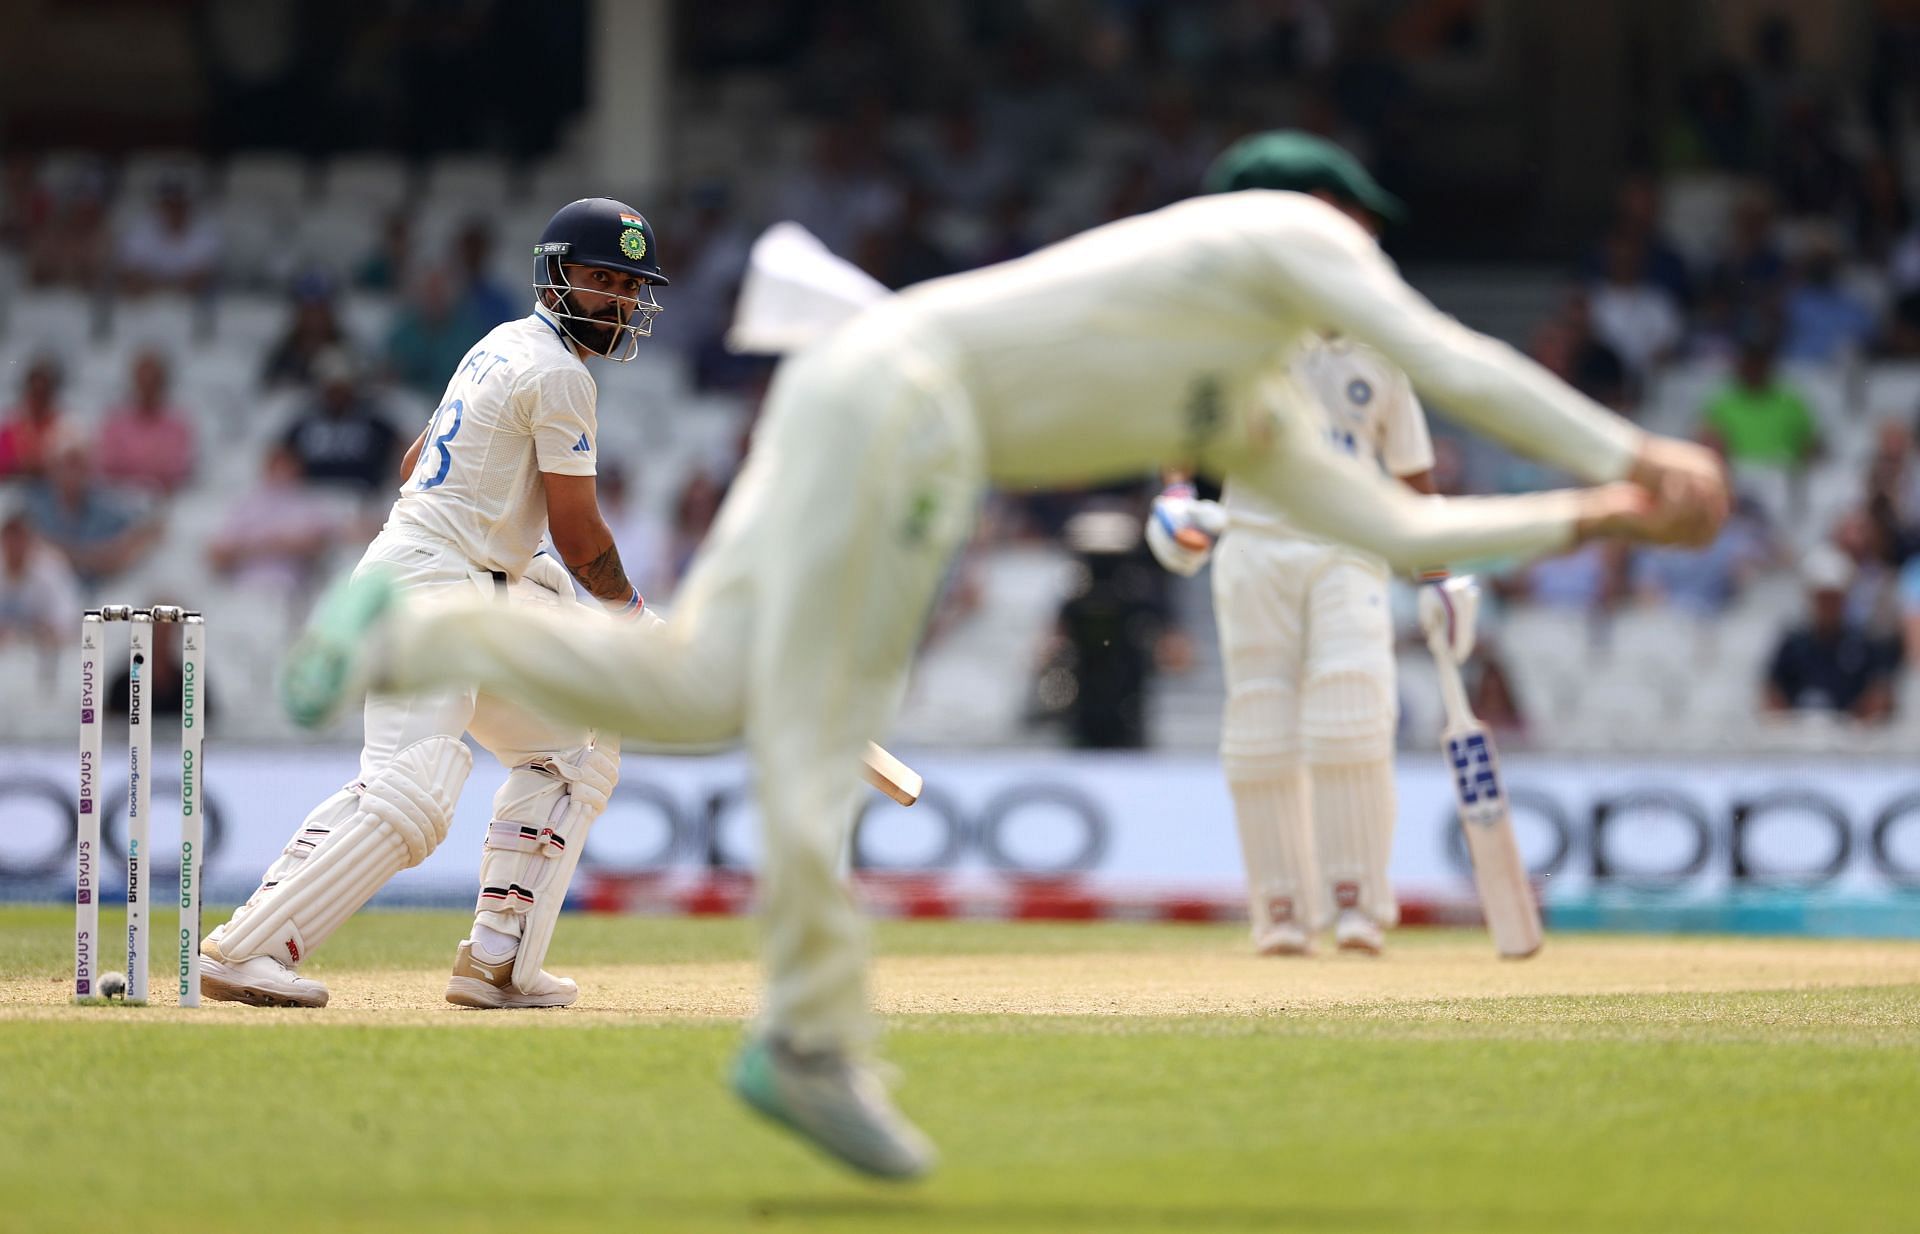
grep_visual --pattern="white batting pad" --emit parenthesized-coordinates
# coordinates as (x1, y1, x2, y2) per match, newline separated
(209, 737, 471, 966)
(470, 737, 619, 989)
(1228, 771, 1322, 940)
(1312, 759, 1400, 926)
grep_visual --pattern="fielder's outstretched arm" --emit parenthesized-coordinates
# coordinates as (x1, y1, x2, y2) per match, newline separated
(1262, 210, 1642, 483)
(1237, 398, 1642, 572)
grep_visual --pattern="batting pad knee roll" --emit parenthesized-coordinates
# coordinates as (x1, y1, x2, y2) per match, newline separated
(1219, 681, 1302, 780)
(362, 736, 473, 865)
(1301, 668, 1396, 765)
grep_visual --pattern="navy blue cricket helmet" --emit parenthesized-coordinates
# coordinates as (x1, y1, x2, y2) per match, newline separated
(533, 197, 670, 362)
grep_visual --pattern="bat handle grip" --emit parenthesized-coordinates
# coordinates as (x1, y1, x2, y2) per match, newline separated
(1426, 626, 1477, 732)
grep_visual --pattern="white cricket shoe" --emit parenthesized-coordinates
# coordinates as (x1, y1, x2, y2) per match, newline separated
(1254, 921, 1315, 957)
(1335, 908, 1385, 955)
(444, 940, 579, 1009)
(200, 952, 330, 1008)
(731, 1036, 937, 1181)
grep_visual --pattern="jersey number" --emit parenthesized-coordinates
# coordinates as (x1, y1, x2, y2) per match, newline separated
(417, 398, 464, 489)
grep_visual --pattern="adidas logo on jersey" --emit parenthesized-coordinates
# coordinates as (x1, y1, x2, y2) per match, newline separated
(572, 433, 591, 453)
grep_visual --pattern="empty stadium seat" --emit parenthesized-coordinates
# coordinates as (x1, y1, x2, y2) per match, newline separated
(423, 155, 514, 209)
(121, 150, 210, 201)
(1862, 361, 1920, 422)
(222, 153, 310, 207)
(111, 292, 201, 353)
(323, 154, 416, 214)
(1659, 173, 1743, 268)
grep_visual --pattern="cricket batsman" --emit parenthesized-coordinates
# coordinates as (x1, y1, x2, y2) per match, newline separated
(1144, 135, 1440, 958)
(277, 137, 1726, 1179)
(199, 198, 669, 1010)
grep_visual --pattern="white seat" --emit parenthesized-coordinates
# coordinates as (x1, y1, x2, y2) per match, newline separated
(339, 293, 396, 350)
(211, 292, 291, 352)
(1660, 173, 1743, 269)
(221, 153, 310, 208)
(1804, 460, 1864, 534)
(1861, 361, 1920, 423)
(323, 154, 415, 214)
(423, 155, 512, 208)
(294, 203, 380, 275)
(526, 159, 592, 212)
(217, 203, 292, 289)
(121, 150, 209, 201)
(1496, 606, 1600, 732)
(1642, 356, 1731, 438)
(1777, 363, 1850, 439)
(0, 646, 59, 740)
(112, 292, 200, 353)
(4, 289, 99, 350)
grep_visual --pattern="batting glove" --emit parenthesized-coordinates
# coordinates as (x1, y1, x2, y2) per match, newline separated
(1417, 574, 1481, 663)
(1145, 484, 1228, 577)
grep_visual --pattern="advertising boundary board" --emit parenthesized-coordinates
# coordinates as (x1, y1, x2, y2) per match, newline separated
(4, 745, 1920, 935)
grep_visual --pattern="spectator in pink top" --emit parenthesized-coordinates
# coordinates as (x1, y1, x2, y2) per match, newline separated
(0, 506, 80, 656)
(97, 351, 197, 495)
(208, 444, 360, 602)
(0, 356, 69, 481)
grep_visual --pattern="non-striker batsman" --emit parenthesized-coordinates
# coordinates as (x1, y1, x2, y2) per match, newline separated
(1146, 135, 1438, 958)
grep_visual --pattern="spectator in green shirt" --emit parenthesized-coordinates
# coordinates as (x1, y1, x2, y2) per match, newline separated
(1702, 336, 1821, 466)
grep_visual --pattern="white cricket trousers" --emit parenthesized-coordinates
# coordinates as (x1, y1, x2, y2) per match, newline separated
(353, 529, 598, 778)
(1213, 532, 1400, 928)
(384, 319, 984, 1050)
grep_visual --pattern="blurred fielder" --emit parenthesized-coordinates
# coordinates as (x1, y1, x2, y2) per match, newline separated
(200, 198, 668, 1010)
(278, 138, 1726, 1180)
(1144, 137, 1435, 957)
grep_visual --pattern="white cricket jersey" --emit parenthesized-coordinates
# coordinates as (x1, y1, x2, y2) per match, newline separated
(386, 305, 597, 576)
(1225, 338, 1433, 539)
(886, 191, 1638, 487)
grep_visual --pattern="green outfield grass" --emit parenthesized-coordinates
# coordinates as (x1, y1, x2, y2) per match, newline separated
(3, 905, 1917, 1233)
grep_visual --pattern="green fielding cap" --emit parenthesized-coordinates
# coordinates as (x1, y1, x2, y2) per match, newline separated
(1203, 130, 1407, 224)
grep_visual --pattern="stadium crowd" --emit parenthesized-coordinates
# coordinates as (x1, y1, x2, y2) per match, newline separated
(3, 1, 1920, 750)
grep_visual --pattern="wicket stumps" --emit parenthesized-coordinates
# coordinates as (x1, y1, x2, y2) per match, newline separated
(76, 605, 206, 1006)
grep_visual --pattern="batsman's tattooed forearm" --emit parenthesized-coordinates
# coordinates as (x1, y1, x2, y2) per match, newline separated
(569, 543, 634, 603)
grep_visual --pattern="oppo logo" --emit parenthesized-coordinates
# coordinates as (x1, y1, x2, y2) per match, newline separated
(1441, 786, 1920, 887)
(578, 780, 1110, 877)
(0, 777, 224, 881)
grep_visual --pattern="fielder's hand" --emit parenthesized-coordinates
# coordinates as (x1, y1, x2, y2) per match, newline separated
(1626, 434, 1728, 548)
(1571, 482, 1660, 544)
(1145, 484, 1228, 577)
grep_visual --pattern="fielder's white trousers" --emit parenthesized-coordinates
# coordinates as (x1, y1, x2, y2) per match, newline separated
(385, 320, 983, 1050)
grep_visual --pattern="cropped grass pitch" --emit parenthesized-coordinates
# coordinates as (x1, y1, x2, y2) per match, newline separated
(4, 905, 1917, 1233)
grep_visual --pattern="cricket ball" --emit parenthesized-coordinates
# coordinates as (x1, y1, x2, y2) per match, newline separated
(99, 971, 128, 1001)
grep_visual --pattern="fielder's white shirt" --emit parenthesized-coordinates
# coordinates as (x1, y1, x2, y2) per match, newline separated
(1225, 337, 1434, 538)
(386, 304, 597, 576)
(890, 191, 1638, 487)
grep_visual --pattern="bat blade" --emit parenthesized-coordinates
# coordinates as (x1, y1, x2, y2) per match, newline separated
(1443, 721, 1542, 959)
(862, 741, 922, 806)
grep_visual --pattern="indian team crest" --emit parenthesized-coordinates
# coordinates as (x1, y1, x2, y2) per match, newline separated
(619, 227, 647, 260)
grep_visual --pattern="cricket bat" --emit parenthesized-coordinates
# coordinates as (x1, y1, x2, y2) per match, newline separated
(862, 741, 923, 806)
(1423, 619, 1542, 959)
